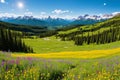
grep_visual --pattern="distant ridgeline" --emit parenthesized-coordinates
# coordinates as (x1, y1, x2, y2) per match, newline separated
(0, 28, 33, 53)
(0, 21, 48, 35)
(57, 16, 120, 45)
(0, 21, 60, 38)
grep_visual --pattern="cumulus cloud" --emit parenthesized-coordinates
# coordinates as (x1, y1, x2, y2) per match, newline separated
(0, 0, 5, 3)
(46, 15, 75, 19)
(52, 9, 70, 14)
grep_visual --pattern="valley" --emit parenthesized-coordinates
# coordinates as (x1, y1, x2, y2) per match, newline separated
(0, 3, 120, 80)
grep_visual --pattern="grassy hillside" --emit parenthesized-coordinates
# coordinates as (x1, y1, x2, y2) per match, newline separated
(58, 16, 120, 35)
(57, 15, 120, 46)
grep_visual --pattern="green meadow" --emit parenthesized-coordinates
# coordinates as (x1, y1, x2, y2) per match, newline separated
(24, 36, 120, 53)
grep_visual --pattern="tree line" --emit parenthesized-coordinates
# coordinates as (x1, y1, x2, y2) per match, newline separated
(56, 18, 120, 41)
(0, 28, 33, 53)
(74, 26, 120, 45)
(57, 26, 120, 46)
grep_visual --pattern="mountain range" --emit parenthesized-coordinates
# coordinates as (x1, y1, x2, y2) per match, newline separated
(0, 14, 115, 29)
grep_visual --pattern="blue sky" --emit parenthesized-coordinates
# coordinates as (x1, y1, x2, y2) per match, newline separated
(0, 0, 120, 19)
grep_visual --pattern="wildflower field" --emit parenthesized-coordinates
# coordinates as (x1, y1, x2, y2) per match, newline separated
(1, 47, 120, 80)
(0, 37, 120, 80)
(12, 48, 120, 58)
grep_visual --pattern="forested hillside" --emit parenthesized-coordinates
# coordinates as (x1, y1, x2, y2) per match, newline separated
(0, 28, 33, 52)
(0, 21, 48, 35)
(56, 15, 120, 45)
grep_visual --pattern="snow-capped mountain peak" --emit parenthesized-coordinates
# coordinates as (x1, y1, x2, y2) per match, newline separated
(77, 14, 114, 20)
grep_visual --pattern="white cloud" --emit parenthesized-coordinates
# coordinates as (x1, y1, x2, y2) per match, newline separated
(37, 15, 48, 18)
(0, 0, 5, 3)
(47, 15, 76, 19)
(0, 13, 19, 17)
(52, 9, 70, 14)
(24, 11, 33, 15)
(112, 12, 120, 15)
(38, 12, 47, 18)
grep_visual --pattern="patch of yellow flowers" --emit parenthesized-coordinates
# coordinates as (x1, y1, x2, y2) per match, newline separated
(12, 48, 120, 58)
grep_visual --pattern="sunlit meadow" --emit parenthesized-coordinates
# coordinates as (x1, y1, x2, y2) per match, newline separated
(1, 47, 120, 80)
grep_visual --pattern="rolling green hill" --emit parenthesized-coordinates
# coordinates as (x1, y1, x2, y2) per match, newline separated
(57, 15, 120, 45)
(58, 15, 120, 36)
